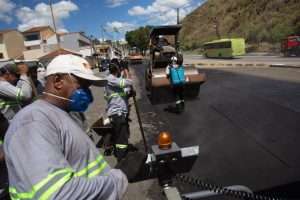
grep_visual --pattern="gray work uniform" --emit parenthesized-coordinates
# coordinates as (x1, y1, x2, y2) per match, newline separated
(105, 74, 133, 117)
(0, 75, 32, 121)
(4, 99, 128, 200)
(104, 74, 133, 159)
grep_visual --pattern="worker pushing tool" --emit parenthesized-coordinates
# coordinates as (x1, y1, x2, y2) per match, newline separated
(104, 63, 136, 161)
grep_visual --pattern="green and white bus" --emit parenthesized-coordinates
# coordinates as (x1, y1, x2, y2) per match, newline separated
(203, 38, 246, 58)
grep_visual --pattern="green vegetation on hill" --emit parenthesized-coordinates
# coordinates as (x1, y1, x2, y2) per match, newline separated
(180, 0, 300, 52)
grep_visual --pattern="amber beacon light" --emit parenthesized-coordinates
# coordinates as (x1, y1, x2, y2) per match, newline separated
(158, 131, 172, 150)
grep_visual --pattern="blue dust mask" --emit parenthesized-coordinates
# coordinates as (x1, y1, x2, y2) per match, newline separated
(68, 88, 94, 112)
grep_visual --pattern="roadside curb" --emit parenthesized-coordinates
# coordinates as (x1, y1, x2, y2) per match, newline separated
(270, 64, 300, 69)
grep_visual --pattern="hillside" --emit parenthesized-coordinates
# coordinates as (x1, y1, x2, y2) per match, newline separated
(180, 0, 300, 52)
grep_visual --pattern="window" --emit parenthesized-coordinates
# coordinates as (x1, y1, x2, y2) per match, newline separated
(79, 40, 90, 47)
(204, 41, 231, 49)
(0, 53, 3, 59)
(25, 33, 40, 41)
(0, 35, 3, 44)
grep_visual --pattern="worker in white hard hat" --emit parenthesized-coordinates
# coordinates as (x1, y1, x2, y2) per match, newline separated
(165, 55, 186, 114)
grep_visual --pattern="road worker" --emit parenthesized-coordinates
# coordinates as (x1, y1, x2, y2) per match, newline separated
(165, 55, 186, 114)
(0, 61, 33, 198)
(104, 63, 134, 161)
(26, 61, 45, 96)
(3, 54, 145, 200)
(0, 62, 33, 122)
(119, 58, 131, 79)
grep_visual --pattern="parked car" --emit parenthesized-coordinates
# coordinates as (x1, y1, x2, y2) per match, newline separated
(281, 35, 300, 57)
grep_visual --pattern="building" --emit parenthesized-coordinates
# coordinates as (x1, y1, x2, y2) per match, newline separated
(22, 27, 94, 60)
(22, 26, 58, 60)
(0, 29, 25, 60)
(38, 48, 82, 65)
(59, 32, 93, 57)
(94, 43, 123, 60)
(94, 44, 111, 59)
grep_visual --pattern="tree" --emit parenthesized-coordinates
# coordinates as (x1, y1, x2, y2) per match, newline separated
(125, 26, 151, 52)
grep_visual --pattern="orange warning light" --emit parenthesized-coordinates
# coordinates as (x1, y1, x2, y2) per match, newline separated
(158, 131, 172, 150)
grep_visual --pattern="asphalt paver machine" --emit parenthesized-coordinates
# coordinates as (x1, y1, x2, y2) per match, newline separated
(145, 25, 206, 104)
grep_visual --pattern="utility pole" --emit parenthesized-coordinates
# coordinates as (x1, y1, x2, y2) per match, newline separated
(177, 8, 180, 24)
(176, 8, 180, 52)
(101, 25, 105, 43)
(49, 0, 60, 47)
(90, 35, 95, 56)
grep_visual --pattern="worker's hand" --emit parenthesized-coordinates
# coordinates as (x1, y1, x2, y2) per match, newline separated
(115, 151, 146, 182)
(18, 64, 29, 75)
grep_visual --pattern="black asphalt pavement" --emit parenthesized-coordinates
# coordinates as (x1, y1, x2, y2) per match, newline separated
(132, 64, 300, 199)
(184, 54, 300, 66)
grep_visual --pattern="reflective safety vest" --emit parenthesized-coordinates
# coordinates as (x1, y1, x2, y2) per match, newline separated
(0, 87, 23, 108)
(104, 92, 127, 101)
(105, 75, 132, 116)
(4, 99, 126, 200)
(0, 87, 24, 120)
(9, 155, 108, 200)
(0, 100, 21, 109)
(104, 76, 128, 101)
(115, 144, 128, 149)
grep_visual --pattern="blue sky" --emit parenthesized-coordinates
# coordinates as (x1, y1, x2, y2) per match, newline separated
(0, 0, 204, 40)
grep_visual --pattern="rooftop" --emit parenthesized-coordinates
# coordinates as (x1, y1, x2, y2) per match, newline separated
(23, 26, 54, 34)
(0, 29, 18, 34)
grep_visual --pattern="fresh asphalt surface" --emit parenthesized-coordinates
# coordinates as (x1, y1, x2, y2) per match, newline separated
(184, 54, 300, 66)
(185, 54, 300, 63)
(132, 63, 300, 199)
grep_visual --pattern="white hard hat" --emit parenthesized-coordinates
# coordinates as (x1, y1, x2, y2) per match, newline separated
(46, 54, 107, 86)
(171, 56, 177, 62)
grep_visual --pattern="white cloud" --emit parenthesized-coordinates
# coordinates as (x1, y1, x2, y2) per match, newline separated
(0, 0, 15, 23)
(105, 21, 136, 33)
(16, 0, 78, 32)
(103, 21, 136, 41)
(128, 6, 147, 15)
(128, 0, 201, 25)
(106, 0, 128, 8)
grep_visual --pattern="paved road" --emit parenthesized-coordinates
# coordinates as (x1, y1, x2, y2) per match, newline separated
(133, 64, 300, 199)
(184, 54, 300, 66)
